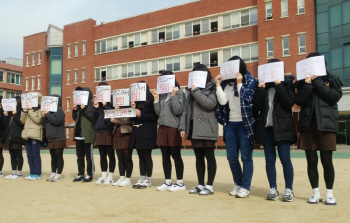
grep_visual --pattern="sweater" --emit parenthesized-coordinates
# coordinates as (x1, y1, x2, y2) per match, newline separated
(216, 83, 242, 122)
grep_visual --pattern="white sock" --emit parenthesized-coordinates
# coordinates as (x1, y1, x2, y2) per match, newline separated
(176, 179, 183, 185)
(140, 175, 146, 181)
(313, 188, 320, 197)
(102, 172, 107, 178)
(108, 172, 114, 179)
(205, 185, 213, 192)
(50, 173, 56, 177)
(56, 174, 61, 177)
(119, 176, 125, 181)
(197, 185, 204, 190)
(16, 171, 22, 176)
(146, 176, 151, 182)
(12, 170, 16, 175)
(165, 179, 172, 184)
(326, 189, 333, 198)
(125, 178, 131, 182)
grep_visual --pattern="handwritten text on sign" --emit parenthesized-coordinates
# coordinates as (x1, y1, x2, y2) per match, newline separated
(296, 55, 326, 81)
(96, 86, 111, 102)
(188, 71, 207, 89)
(113, 89, 130, 107)
(1, 98, 16, 111)
(104, 108, 136, 118)
(73, 91, 89, 105)
(21, 93, 38, 108)
(130, 83, 147, 101)
(220, 60, 240, 80)
(258, 61, 285, 84)
(157, 75, 175, 94)
(41, 96, 59, 112)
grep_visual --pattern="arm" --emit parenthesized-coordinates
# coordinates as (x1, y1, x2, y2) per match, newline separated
(240, 77, 257, 105)
(40, 116, 46, 126)
(92, 107, 100, 122)
(20, 111, 28, 124)
(45, 109, 65, 126)
(72, 109, 78, 121)
(138, 102, 158, 122)
(27, 109, 42, 125)
(312, 77, 342, 106)
(153, 100, 160, 116)
(252, 87, 266, 114)
(13, 114, 24, 127)
(191, 87, 217, 111)
(275, 82, 295, 110)
(295, 82, 313, 107)
(178, 99, 188, 132)
(82, 104, 95, 123)
(216, 86, 228, 106)
(170, 90, 185, 115)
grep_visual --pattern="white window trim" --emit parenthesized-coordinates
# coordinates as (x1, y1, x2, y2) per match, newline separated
(32, 52, 35, 66)
(37, 51, 42, 65)
(37, 75, 41, 90)
(280, 0, 289, 18)
(26, 53, 29, 67)
(66, 70, 71, 85)
(25, 78, 29, 91)
(265, 1, 273, 21)
(297, 32, 307, 55)
(266, 38, 274, 59)
(31, 76, 35, 90)
(297, 0, 305, 15)
(67, 44, 71, 58)
(82, 41, 86, 56)
(66, 97, 70, 111)
(74, 42, 79, 57)
(81, 68, 86, 83)
(74, 69, 78, 84)
(282, 36, 290, 56)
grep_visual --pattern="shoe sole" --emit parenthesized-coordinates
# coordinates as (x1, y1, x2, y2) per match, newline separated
(325, 201, 337, 205)
(168, 189, 186, 192)
(308, 199, 322, 204)
(236, 195, 250, 198)
(282, 198, 294, 202)
(267, 196, 279, 201)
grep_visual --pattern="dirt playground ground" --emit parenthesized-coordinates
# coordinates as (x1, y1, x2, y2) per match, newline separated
(0, 149, 349, 223)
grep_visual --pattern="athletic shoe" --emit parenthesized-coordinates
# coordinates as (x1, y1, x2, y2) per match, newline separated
(4, 174, 15, 179)
(308, 193, 322, 204)
(199, 188, 214, 195)
(103, 178, 114, 186)
(266, 188, 279, 200)
(119, 178, 131, 187)
(10, 174, 22, 180)
(236, 188, 250, 198)
(46, 173, 56, 182)
(94, 176, 106, 185)
(229, 184, 241, 196)
(52, 174, 62, 182)
(112, 178, 124, 186)
(139, 179, 151, 189)
(73, 175, 84, 182)
(25, 175, 35, 180)
(282, 188, 294, 202)
(132, 179, 143, 189)
(83, 175, 93, 183)
(0, 172, 3, 177)
(325, 191, 337, 205)
(189, 186, 203, 194)
(168, 183, 186, 192)
(156, 183, 173, 191)
(29, 175, 41, 181)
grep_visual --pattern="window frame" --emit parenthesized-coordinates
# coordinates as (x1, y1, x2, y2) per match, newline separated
(74, 69, 78, 83)
(266, 38, 274, 58)
(67, 70, 71, 85)
(67, 44, 71, 58)
(75, 43, 78, 57)
(26, 54, 29, 67)
(82, 68, 86, 83)
(38, 51, 41, 64)
(298, 33, 306, 54)
(66, 97, 70, 111)
(25, 78, 29, 91)
(37, 76, 41, 90)
(31, 77, 35, 90)
(266, 2, 273, 20)
(82, 41, 86, 55)
(282, 36, 290, 56)
(297, 0, 305, 14)
(32, 53, 35, 66)
(281, 0, 289, 18)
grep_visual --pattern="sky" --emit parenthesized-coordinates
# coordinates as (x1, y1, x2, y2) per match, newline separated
(0, 0, 194, 60)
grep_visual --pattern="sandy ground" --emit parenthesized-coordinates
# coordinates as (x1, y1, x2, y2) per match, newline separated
(0, 150, 349, 223)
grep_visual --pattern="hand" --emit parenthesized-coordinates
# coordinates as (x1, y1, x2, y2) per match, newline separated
(42, 111, 48, 117)
(135, 109, 141, 117)
(12, 110, 17, 115)
(152, 89, 158, 98)
(258, 82, 266, 88)
(114, 105, 120, 110)
(102, 100, 107, 106)
(275, 79, 281, 85)
(80, 104, 85, 109)
(73, 104, 78, 110)
(43, 110, 49, 115)
(93, 101, 99, 108)
(172, 87, 179, 96)
(191, 85, 197, 91)
(29, 107, 32, 110)
(311, 75, 318, 80)
(23, 107, 28, 112)
(110, 118, 114, 123)
(180, 131, 186, 138)
(305, 76, 311, 84)
(215, 74, 222, 87)
(4, 111, 8, 116)
(236, 73, 243, 84)
(131, 101, 136, 108)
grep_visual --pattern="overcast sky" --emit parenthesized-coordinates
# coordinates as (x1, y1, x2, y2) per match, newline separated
(0, 0, 193, 60)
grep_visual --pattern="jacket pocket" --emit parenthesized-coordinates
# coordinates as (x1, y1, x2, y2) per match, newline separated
(196, 118, 214, 137)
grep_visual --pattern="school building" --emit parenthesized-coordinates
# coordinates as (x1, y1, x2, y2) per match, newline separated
(22, 0, 350, 145)
(0, 61, 23, 99)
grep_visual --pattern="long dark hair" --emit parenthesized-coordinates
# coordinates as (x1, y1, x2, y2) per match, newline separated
(160, 70, 180, 88)
(97, 82, 112, 107)
(229, 56, 246, 75)
(15, 96, 22, 112)
(135, 81, 153, 110)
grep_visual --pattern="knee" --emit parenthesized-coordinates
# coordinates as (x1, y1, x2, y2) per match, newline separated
(265, 156, 276, 166)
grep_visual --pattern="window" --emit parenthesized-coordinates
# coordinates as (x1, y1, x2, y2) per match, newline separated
(266, 2, 273, 19)
(122, 36, 128, 49)
(185, 55, 192, 69)
(222, 44, 258, 62)
(75, 43, 78, 57)
(185, 22, 193, 37)
(298, 34, 306, 54)
(298, 0, 305, 14)
(7, 73, 22, 85)
(122, 65, 127, 78)
(95, 68, 101, 81)
(66, 98, 70, 111)
(0, 71, 3, 82)
(223, 9, 257, 29)
(141, 62, 147, 75)
(165, 57, 181, 71)
(82, 42, 86, 55)
(250, 9, 258, 25)
(6, 92, 21, 99)
(128, 64, 134, 77)
(67, 71, 70, 84)
(211, 17, 218, 32)
(112, 38, 118, 51)
(173, 25, 180, 39)
(101, 39, 107, 52)
(281, 0, 288, 17)
(66, 128, 70, 139)
(193, 21, 200, 35)
(95, 66, 118, 81)
(37, 76, 41, 90)
(107, 38, 112, 51)
(68, 45, 71, 58)
(241, 10, 249, 26)
(201, 18, 210, 34)
(38, 52, 41, 64)
(128, 34, 134, 48)
(152, 60, 158, 74)
(26, 54, 29, 67)
(282, 36, 290, 55)
(82, 69, 86, 82)
(141, 32, 148, 45)
(135, 33, 141, 47)
(201, 52, 210, 66)
(31, 77, 35, 90)
(74, 70, 78, 83)
(267, 39, 274, 57)
(166, 27, 172, 41)
(95, 41, 100, 53)
(210, 52, 218, 67)
(26, 78, 29, 91)
(32, 53, 35, 65)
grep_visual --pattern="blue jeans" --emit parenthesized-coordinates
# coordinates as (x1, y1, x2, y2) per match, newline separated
(263, 127, 294, 190)
(25, 139, 42, 175)
(225, 122, 254, 190)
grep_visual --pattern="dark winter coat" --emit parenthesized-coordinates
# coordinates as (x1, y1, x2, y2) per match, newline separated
(93, 103, 114, 133)
(0, 107, 5, 140)
(295, 73, 343, 133)
(2, 111, 25, 144)
(253, 75, 297, 144)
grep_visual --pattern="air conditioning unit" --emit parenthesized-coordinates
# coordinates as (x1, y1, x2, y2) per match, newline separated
(266, 13, 273, 20)
(299, 7, 305, 14)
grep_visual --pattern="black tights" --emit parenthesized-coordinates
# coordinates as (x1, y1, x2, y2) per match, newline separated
(160, 146, 184, 180)
(137, 149, 153, 177)
(305, 150, 335, 189)
(0, 148, 3, 171)
(116, 149, 133, 178)
(50, 148, 64, 174)
(193, 147, 217, 186)
(98, 145, 116, 173)
(9, 149, 23, 171)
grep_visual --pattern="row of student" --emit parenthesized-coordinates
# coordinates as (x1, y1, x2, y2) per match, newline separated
(0, 52, 341, 205)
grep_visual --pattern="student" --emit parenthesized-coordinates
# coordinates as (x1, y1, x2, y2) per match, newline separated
(0, 97, 4, 177)
(130, 81, 158, 189)
(41, 95, 66, 182)
(21, 93, 44, 181)
(253, 58, 296, 201)
(110, 106, 133, 187)
(3, 96, 24, 179)
(179, 64, 218, 195)
(93, 82, 116, 185)
(216, 56, 257, 198)
(295, 52, 343, 205)
(153, 70, 186, 191)
(72, 87, 96, 183)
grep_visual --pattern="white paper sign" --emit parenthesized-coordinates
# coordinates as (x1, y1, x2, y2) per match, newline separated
(296, 55, 327, 81)
(96, 86, 111, 102)
(187, 71, 207, 89)
(113, 89, 130, 107)
(104, 108, 136, 118)
(130, 83, 147, 101)
(258, 62, 285, 83)
(41, 96, 59, 112)
(1, 98, 16, 111)
(157, 75, 175, 94)
(220, 60, 240, 80)
(21, 93, 39, 108)
(73, 91, 89, 105)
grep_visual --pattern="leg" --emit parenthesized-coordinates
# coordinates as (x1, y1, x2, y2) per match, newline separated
(161, 146, 172, 179)
(15, 150, 24, 171)
(85, 142, 95, 177)
(193, 148, 205, 186)
(32, 140, 42, 175)
(75, 140, 85, 176)
(107, 145, 116, 173)
(25, 140, 34, 175)
(137, 149, 146, 176)
(277, 141, 294, 190)
(50, 149, 57, 173)
(0, 148, 4, 171)
(263, 128, 277, 189)
(55, 148, 64, 174)
(170, 147, 184, 180)
(204, 147, 216, 186)
(305, 150, 319, 189)
(225, 123, 242, 186)
(98, 145, 108, 172)
(116, 149, 126, 176)
(320, 151, 335, 190)
(143, 149, 153, 178)
(124, 149, 133, 178)
(9, 149, 17, 171)
(238, 123, 254, 191)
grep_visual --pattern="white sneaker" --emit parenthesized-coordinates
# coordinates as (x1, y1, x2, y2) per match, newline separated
(168, 183, 186, 192)
(236, 188, 250, 198)
(139, 179, 151, 189)
(46, 173, 56, 182)
(52, 174, 62, 182)
(112, 178, 125, 186)
(29, 175, 41, 181)
(156, 183, 173, 191)
(132, 179, 143, 189)
(94, 176, 106, 185)
(10, 174, 22, 180)
(25, 175, 35, 180)
(266, 188, 279, 200)
(229, 184, 241, 196)
(5, 174, 15, 179)
(119, 178, 131, 187)
(308, 193, 322, 204)
(0, 172, 3, 177)
(103, 178, 114, 186)
(325, 191, 337, 205)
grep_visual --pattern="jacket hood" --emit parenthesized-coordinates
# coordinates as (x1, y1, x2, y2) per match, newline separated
(37, 92, 42, 105)
(50, 94, 62, 106)
(82, 87, 93, 101)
